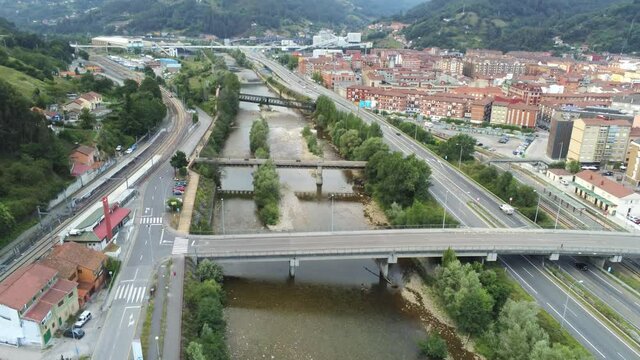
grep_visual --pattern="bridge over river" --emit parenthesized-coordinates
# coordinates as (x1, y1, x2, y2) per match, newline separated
(185, 228, 637, 277)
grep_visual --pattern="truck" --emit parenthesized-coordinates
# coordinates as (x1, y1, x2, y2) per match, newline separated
(500, 204, 514, 215)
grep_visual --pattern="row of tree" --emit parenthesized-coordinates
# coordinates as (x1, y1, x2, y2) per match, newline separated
(249, 118, 270, 159)
(253, 161, 281, 225)
(313, 96, 457, 227)
(276, 54, 299, 71)
(183, 260, 229, 360)
(434, 249, 591, 359)
(301, 126, 322, 156)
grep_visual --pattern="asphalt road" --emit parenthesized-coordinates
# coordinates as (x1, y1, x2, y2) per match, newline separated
(502, 255, 640, 360)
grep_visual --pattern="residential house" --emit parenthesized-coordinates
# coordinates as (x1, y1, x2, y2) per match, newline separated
(41, 242, 108, 307)
(69, 145, 99, 177)
(573, 170, 640, 216)
(0, 264, 78, 347)
(567, 118, 631, 164)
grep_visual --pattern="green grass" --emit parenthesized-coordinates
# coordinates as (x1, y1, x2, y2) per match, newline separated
(0, 64, 46, 98)
(141, 298, 155, 357)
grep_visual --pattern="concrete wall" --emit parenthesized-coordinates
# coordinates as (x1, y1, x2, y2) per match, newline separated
(0, 305, 21, 346)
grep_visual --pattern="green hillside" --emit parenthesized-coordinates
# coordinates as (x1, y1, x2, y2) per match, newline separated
(399, 0, 639, 53)
(0, 65, 46, 99)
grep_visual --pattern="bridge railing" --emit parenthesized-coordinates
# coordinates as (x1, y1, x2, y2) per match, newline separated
(191, 244, 635, 258)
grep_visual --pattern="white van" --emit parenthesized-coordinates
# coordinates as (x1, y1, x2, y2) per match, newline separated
(500, 204, 514, 215)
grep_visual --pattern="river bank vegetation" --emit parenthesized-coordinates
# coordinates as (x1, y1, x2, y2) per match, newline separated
(183, 259, 229, 360)
(301, 126, 323, 156)
(313, 95, 457, 227)
(430, 249, 591, 359)
(253, 161, 281, 225)
(249, 118, 270, 159)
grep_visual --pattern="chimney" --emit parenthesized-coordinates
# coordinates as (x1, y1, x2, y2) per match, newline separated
(102, 197, 113, 241)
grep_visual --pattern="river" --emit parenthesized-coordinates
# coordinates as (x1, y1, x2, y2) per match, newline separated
(216, 64, 475, 360)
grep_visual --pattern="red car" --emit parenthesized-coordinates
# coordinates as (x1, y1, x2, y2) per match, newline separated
(174, 186, 186, 191)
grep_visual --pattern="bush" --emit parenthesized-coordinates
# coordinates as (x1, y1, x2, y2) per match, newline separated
(418, 333, 448, 359)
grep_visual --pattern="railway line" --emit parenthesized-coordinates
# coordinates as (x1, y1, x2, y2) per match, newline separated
(0, 60, 189, 281)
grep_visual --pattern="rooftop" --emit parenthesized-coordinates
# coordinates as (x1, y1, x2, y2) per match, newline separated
(575, 170, 636, 198)
(0, 263, 57, 310)
(93, 207, 131, 241)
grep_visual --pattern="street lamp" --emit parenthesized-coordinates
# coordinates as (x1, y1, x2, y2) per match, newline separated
(220, 197, 225, 235)
(554, 194, 563, 230)
(457, 143, 463, 168)
(330, 194, 335, 232)
(534, 190, 541, 224)
(561, 280, 584, 329)
(442, 191, 449, 229)
(155, 335, 161, 360)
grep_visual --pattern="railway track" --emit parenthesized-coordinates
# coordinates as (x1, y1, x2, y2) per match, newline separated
(0, 60, 189, 281)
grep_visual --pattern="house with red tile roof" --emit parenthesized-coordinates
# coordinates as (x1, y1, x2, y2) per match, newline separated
(573, 170, 640, 216)
(65, 204, 131, 251)
(41, 242, 108, 307)
(0, 264, 78, 347)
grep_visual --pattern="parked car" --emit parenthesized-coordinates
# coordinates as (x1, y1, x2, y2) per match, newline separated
(63, 328, 85, 339)
(173, 190, 184, 196)
(574, 262, 588, 271)
(602, 171, 614, 176)
(627, 214, 640, 224)
(73, 311, 92, 328)
(115, 145, 122, 152)
(175, 181, 187, 186)
(173, 186, 186, 192)
(560, 179, 569, 186)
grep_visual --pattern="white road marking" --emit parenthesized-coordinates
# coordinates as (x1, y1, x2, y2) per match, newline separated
(523, 267, 535, 278)
(139, 217, 163, 225)
(588, 269, 623, 294)
(159, 228, 165, 245)
(618, 352, 627, 359)
(139, 254, 143, 261)
(546, 302, 605, 359)
(172, 237, 189, 255)
(500, 258, 538, 294)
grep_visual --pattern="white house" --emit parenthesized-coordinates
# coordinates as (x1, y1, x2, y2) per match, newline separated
(573, 170, 640, 217)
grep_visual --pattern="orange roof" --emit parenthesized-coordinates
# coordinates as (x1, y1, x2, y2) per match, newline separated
(23, 279, 76, 322)
(49, 241, 107, 272)
(575, 170, 636, 198)
(0, 263, 57, 310)
(579, 118, 631, 127)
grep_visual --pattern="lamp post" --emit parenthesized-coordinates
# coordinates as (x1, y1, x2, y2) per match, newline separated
(330, 194, 335, 232)
(554, 194, 562, 230)
(155, 335, 161, 360)
(457, 143, 463, 168)
(221, 197, 225, 235)
(561, 280, 584, 329)
(534, 190, 541, 224)
(442, 191, 449, 229)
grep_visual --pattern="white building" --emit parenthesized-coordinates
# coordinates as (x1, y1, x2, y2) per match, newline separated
(573, 170, 640, 217)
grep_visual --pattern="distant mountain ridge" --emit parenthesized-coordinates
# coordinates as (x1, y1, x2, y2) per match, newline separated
(399, 0, 640, 53)
(0, 0, 423, 37)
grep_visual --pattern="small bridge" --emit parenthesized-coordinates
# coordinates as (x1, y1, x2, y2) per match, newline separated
(488, 158, 549, 165)
(238, 93, 315, 110)
(194, 158, 366, 187)
(194, 158, 366, 170)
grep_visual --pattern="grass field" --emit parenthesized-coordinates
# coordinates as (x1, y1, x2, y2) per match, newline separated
(0, 64, 46, 98)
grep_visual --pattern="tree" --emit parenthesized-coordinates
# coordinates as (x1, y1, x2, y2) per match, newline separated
(253, 161, 281, 225)
(192, 112, 199, 124)
(353, 137, 389, 161)
(418, 333, 448, 359)
(139, 76, 162, 99)
(454, 280, 494, 335)
(170, 151, 189, 174)
(491, 300, 549, 360)
(196, 259, 224, 283)
(566, 160, 581, 174)
(79, 108, 96, 130)
(186, 341, 207, 360)
(0, 202, 15, 236)
(438, 134, 476, 164)
(338, 129, 362, 158)
(249, 118, 269, 155)
(312, 71, 324, 85)
(442, 248, 457, 267)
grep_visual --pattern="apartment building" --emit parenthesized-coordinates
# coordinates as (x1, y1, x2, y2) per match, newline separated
(505, 82, 542, 105)
(567, 118, 631, 164)
(0, 264, 78, 347)
(463, 57, 528, 77)
(627, 140, 640, 186)
(547, 117, 574, 159)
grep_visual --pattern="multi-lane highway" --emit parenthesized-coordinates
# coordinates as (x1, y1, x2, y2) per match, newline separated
(243, 51, 640, 359)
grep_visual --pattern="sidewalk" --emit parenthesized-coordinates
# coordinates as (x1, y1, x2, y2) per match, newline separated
(177, 171, 199, 233)
(162, 256, 185, 360)
(147, 261, 171, 360)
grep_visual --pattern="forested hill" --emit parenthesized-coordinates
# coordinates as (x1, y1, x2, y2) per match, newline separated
(399, 0, 640, 53)
(0, 0, 422, 37)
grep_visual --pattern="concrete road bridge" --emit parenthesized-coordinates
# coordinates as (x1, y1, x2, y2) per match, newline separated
(238, 93, 315, 110)
(193, 158, 366, 186)
(186, 228, 637, 278)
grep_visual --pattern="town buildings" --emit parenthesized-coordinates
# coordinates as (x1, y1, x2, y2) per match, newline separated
(573, 170, 640, 216)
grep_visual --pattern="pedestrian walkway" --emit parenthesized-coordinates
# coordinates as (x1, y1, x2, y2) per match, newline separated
(177, 170, 199, 233)
(172, 237, 189, 255)
(140, 216, 163, 225)
(113, 283, 147, 304)
(162, 256, 185, 360)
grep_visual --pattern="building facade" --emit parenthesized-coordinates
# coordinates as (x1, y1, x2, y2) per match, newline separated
(567, 118, 631, 164)
(547, 117, 574, 159)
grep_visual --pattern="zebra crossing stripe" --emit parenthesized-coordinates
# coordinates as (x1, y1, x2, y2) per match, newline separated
(140, 217, 163, 224)
(172, 237, 189, 255)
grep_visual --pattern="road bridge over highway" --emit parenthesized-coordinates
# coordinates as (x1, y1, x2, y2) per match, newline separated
(238, 93, 315, 110)
(187, 228, 636, 277)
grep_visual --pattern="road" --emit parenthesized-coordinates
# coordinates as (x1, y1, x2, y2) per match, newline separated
(502, 255, 640, 360)
(189, 228, 640, 260)
(243, 51, 640, 359)
(90, 57, 213, 360)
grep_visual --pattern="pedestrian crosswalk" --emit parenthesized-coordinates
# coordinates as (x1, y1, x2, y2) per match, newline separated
(172, 237, 189, 255)
(140, 216, 163, 225)
(113, 283, 147, 304)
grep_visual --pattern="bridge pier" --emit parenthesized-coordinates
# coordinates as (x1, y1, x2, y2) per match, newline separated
(486, 252, 498, 262)
(289, 258, 300, 278)
(376, 254, 398, 281)
(549, 253, 560, 261)
(316, 166, 323, 186)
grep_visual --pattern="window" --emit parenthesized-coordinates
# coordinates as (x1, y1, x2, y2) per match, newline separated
(58, 300, 64, 307)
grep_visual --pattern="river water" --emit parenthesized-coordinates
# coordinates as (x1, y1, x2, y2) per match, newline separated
(217, 65, 473, 360)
